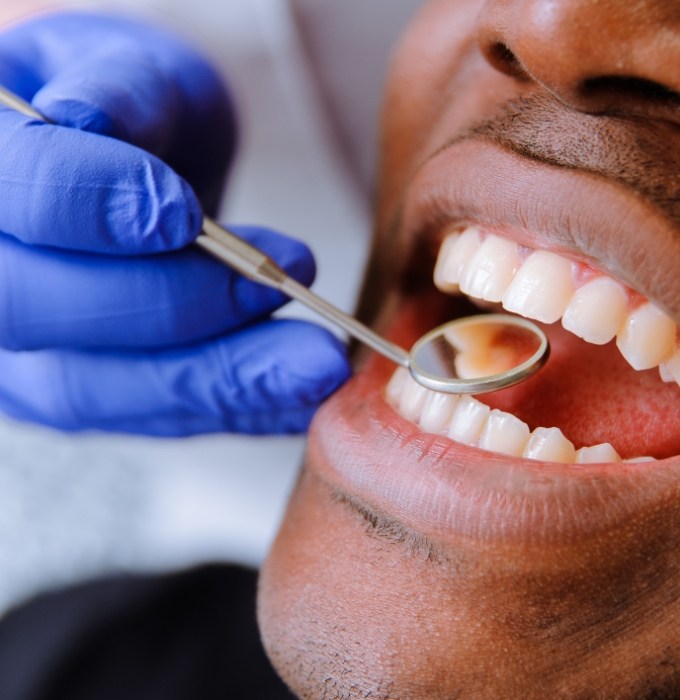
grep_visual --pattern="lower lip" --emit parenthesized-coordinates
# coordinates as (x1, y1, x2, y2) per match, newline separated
(307, 298, 680, 546)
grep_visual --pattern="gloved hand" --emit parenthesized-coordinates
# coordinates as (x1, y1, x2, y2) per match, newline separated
(0, 12, 350, 435)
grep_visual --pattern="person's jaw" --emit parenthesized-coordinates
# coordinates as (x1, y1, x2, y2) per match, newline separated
(273, 143, 680, 694)
(258, 7, 680, 698)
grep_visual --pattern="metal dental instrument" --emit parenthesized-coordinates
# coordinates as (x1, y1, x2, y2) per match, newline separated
(0, 87, 549, 395)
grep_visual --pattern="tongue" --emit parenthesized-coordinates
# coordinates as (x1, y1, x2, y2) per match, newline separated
(481, 322, 679, 459)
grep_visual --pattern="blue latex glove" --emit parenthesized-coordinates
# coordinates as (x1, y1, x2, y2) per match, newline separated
(0, 12, 350, 435)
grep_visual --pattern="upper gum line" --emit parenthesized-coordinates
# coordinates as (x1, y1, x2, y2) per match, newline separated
(434, 225, 680, 382)
(436, 225, 639, 305)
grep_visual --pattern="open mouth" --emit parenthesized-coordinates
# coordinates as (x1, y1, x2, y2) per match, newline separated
(385, 225, 679, 464)
(307, 138, 680, 544)
(372, 134, 680, 467)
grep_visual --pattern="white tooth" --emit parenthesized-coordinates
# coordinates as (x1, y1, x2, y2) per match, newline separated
(479, 409, 530, 457)
(616, 303, 676, 370)
(433, 227, 482, 292)
(623, 456, 657, 463)
(385, 367, 409, 405)
(447, 396, 490, 445)
(398, 374, 429, 421)
(659, 348, 680, 385)
(419, 391, 459, 433)
(523, 427, 576, 463)
(561, 277, 628, 345)
(459, 235, 521, 302)
(575, 443, 621, 464)
(659, 363, 674, 383)
(502, 250, 574, 323)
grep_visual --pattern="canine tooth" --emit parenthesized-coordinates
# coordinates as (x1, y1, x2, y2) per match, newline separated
(419, 391, 459, 433)
(447, 396, 490, 445)
(659, 348, 680, 384)
(616, 303, 676, 370)
(502, 250, 574, 323)
(433, 227, 482, 292)
(562, 277, 628, 345)
(523, 427, 576, 463)
(479, 410, 530, 457)
(386, 367, 409, 404)
(398, 374, 428, 421)
(576, 443, 621, 464)
(459, 235, 521, 302)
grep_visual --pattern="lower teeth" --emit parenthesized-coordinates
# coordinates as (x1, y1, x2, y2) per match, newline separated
(385, 367, 655, 464)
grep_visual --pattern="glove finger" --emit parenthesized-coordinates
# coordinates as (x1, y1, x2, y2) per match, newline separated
(0, 320, 350, 436)
(33, 42, 184, 157)
(0, 226, 315, 350)
(0, 12, 236, 212)
(0, 107, 202, 253)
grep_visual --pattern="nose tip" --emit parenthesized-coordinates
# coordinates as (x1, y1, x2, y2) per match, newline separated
(477, 0, 680, 117)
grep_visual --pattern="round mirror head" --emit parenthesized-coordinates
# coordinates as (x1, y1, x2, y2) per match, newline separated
(408, 314, 549, 394)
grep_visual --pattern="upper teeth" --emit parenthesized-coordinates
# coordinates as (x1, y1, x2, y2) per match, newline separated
(435, 226, 680, 381)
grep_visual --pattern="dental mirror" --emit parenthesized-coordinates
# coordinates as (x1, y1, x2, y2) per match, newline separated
(407, 314, 549, 394)
(200, 221, 550, 396)
(0, 85, 549, 396)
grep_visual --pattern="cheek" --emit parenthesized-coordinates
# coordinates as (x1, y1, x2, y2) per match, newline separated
(377, 3, 476, 217)
(258, 471, 516, 699)
(377, 0, 515, 239)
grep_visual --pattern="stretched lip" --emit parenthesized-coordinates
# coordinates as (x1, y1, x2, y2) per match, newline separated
(307, 138, 680, 545)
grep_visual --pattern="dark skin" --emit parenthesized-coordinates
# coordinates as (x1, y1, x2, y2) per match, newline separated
(259, 1, 680, 697)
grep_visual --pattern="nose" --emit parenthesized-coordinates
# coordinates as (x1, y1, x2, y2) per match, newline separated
(477, 0, 680, 117)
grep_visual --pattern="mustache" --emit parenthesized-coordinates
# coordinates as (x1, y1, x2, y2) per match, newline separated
(357, 95, 680, 328)
(447, 94, 680, 226)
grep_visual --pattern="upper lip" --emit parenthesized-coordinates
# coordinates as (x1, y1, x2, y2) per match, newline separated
(399, 131, 680, 323)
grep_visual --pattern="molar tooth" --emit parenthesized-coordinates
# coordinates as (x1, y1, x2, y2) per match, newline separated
(398, 374, 428, 421)
(419, 391, 459, 433)
(616, 303, 676, 370)
(447, 396, 490, 445)
(479, 409, 530, 457)
(459, 235, 521, 302)
(575, 443, 621, 464)
(561, 277, 628, 345)
(433, 226, 482, 292)
(502, 250, 574, 323)
(523, 427, 576, 463)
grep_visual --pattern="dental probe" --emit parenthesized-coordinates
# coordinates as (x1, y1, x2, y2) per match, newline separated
(0, 86, 549, 395)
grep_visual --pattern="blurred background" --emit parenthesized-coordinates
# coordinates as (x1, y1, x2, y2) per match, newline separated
(0, 0, 419, 614)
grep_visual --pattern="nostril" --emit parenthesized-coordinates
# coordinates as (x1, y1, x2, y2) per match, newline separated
(580, 75, 680, 109)
(485, 42, 528, 80)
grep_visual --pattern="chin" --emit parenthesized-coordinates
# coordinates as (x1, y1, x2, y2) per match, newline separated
(258, 1, 680, 696)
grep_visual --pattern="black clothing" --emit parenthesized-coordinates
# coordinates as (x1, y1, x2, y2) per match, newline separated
(0, 565, 295, 700)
